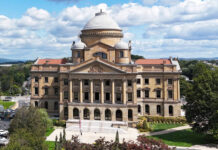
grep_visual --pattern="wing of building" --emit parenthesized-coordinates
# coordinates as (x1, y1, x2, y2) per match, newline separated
(30, 11, 182, 127)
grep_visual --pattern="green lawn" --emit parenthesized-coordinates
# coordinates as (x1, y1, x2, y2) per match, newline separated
(0, 100, 15, 109)
(46, 128, 55, 137)
(45, 141, 55, 150)
(150, 123, 184, 132)
(150, 129, 216, 147)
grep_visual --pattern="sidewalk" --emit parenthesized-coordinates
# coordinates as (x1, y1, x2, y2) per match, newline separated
(142, 125, 192, 136)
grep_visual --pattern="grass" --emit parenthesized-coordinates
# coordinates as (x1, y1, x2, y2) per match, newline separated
(45, 141, 55, 150)
(46, 128, 55, 137)
(0, 100, 15, 109)
(150, 129, 216, 147)
(150, 123, 184, 132)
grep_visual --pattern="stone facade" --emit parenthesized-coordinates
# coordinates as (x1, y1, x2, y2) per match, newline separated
(30, 11, 181, 127)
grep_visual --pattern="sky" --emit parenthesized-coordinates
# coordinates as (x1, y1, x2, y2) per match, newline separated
(0, 0, 218, 60)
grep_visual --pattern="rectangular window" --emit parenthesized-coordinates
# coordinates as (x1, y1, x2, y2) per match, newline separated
(128, 93, 132, 101)
(74, 80, 79, 86)
(105, 80, 110, 86)
(74, 92, 78, 100)
(95, 92, 99, 101)
(137, 79, 141, 84)
(35, 87, 38, 95)
(116, 93, 121, 101)
(156, 78, 161, 85)
(120, 51, 124, 58)
(64, 91, 68, 99)
(168, 90, 173, 99)
(84, 80, 89, 86)
(35, 77, 39, 82)
(54, 87, 58, 96)
(77, 51, 80, 57)
(84, 92, 89, 100)
(168, 79, 173, 85)
(156, 90, 161, 98)
(127, 80, 132, 86)
(137, 90, 141, 98)
(145, 90, 149, 98)
(106, 92, 110, 101)
(64, 79, 68, 85)
(54, 77, 58, 83)
(144, 78, 149, 85)
(44, 87, 48, 95)
(44, 77, 48, 83)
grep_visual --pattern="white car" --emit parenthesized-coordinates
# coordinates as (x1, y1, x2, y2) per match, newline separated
(0, 130, 9, 136)
(0, 137, 9, 145)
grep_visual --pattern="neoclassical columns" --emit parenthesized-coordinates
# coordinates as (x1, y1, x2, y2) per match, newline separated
(79, 79, 83, 103)
(69, 80, 73, 102)
(112, 80, 115, 104)
(90, 80, 93, 103)
(122, 79, 127, 104)
(132, 79, 137, 104)
(101, 80, 104, 104)
(59, 79, 63, 103)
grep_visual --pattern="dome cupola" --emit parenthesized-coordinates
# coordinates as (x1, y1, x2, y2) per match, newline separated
(83, 10, 121, 31)
(71, 41, 86, 50)
(114, 41, 129, 50)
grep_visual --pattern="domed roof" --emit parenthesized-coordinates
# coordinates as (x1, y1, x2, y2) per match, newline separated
(71, 41, 86, 50)
(83, 10, 121, 30)
(114, 41, 129, 49)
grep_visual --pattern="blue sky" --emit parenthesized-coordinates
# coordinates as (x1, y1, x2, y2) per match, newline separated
(0, 0, 218, 60)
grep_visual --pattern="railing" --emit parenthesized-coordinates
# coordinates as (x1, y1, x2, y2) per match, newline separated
(94, 100, 100, 103)
(115, 101, 123, 104)
(104, 100, 112, 104)
(83, 100, 90, 103)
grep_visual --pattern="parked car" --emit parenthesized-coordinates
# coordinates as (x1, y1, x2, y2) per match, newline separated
(0, 137, 9, 146)
(0, 130, 9, 136)
(3, 97, 12, 101)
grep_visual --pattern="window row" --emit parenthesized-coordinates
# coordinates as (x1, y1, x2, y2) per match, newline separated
(136, 78, 173, 85)
(138, 105, 174, 116)
(34, 87, 59, 96)
(72, 108, 134, 121)
(34, 77, 59, 83)
(35, 101, 59, 110)
(137, 89, 173, 99)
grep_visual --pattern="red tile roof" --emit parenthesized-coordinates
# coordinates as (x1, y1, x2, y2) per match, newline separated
(37, 59, 66, 65)
(135, 59, 171, 65)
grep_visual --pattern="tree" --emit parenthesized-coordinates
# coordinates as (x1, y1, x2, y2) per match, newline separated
(115, 130, 119, 143)
(4, 107, 51, 150)
(131, 54, 144, 60)
(184, 62, 218, 138)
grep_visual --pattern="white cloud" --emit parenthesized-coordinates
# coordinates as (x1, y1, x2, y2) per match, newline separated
(0, 0, 218, 59)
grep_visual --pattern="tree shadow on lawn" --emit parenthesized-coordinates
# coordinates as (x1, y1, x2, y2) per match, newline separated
(151, 129, 216, 147)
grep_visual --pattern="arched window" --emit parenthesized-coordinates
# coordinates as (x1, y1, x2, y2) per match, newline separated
(54, 102, 58, 110)
(145, 105, 150, 115)
(157, 105, 161, 114)
(73, 108, 79, 119)
(138, 105, 141, 113)
(93, 52, 107, 59)
(45, 101, 48, 109)
(84, 108, 90, 120)
(94, 109, 101, 120)
(128, 109, 133, 121)
(35, 101, 38, 107)
(169, 105, 173, 116)
(116, 110, 122, 121)
(105, 109, 111, 121)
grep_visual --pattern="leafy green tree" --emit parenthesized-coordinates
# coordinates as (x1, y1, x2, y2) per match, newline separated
(180, 77, 192, 97)
(184, 63, 218, 138)
(131, 54, 144, 60)
(37, 108, 53, 130)
(3, 129, 47, 150)
(9, 107, 49, 137)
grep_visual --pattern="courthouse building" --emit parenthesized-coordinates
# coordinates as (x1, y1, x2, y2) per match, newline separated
(31, 11, 181, 126)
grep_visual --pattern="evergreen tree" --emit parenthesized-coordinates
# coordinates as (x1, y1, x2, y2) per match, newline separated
(115, 130, 119, 143)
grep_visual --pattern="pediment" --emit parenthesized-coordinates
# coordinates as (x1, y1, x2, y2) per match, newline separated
(70, 59, 126, 74)
(88, 42, 114, 49)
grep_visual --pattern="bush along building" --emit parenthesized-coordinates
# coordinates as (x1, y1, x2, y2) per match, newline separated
(30, 11, 181, 127)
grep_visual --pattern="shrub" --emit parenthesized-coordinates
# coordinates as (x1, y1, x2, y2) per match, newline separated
(144, 116, 186, 124)
(53, 119, 66, 127)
